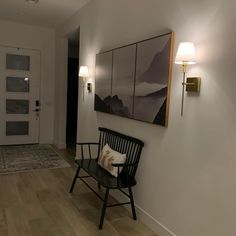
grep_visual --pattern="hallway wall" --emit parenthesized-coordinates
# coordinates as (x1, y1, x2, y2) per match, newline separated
(56, 1, 236, 235)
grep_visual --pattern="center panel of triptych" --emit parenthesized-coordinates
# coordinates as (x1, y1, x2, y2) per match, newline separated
(111, 45, 136, 118)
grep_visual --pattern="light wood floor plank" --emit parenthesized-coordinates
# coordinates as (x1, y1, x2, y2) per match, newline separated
(0, 148, 157, 236)
(6, 205, 32, 236)
(0, 208, 8, 236)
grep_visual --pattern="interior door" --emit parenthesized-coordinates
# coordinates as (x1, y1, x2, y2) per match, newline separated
(0, 46, 40, 145)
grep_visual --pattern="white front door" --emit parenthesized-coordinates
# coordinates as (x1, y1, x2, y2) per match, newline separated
(0, 46, 41, 145)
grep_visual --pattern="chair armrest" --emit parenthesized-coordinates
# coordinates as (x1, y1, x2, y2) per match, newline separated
(113, 164, 123, 184)
(112, 163, 135, 187)
(112, 163, 134, 167)
(76, 142, 99, 160)
(76, 142, 99, 145)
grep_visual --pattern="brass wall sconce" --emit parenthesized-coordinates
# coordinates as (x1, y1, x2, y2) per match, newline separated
(175, 42, 201, 116)
(78, 66, 89, 101)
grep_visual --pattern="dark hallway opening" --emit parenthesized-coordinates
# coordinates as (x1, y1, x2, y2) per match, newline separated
(66, 30, 79, 155)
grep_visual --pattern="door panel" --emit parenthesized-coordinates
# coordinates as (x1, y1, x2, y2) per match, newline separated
(6, 54, 30, 71)
(6, 76, 30, 92)
(0, 46, 40, 145)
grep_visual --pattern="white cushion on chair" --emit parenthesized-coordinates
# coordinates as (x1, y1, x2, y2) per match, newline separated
(98, 144, 126, 177)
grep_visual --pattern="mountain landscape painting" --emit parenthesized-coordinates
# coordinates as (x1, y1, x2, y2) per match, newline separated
(94, 32, 174, 127)
(134, 33, 173, 126)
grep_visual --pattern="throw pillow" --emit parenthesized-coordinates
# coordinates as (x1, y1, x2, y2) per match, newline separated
(98, 144, 126, 177)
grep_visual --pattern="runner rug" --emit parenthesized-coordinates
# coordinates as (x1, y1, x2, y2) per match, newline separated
(0, 144, 70, 174)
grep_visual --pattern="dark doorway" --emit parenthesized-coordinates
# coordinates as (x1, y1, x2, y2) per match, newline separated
(66, 30, 79, 154)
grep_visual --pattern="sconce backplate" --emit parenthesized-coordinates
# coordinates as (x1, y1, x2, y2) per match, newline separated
(87, 83, 92, 93)
(186, 77, 201, 92)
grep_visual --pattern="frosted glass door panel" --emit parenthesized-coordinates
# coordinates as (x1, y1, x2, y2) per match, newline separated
(6, 99, 29, 114)
(6, 77, 29, 92)
(6, 54, 30, 71)
(6, 121, 29, 136)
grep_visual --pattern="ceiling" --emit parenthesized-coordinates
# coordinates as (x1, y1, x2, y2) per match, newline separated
(0, 0, 90, 28)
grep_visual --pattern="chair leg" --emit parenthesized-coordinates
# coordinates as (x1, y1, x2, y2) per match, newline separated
(99, 188, 109, 229)
(69, 166, 80, 193)
(128, 186, 137, 220)
(98, 182, 101, 190)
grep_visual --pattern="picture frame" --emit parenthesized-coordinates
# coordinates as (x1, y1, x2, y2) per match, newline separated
(95, 32, 174, 127)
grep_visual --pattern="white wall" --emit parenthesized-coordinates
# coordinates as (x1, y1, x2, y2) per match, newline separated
(54, 32, 68, 148)
(0, 20, 55, 143)
(56, 0, 236, 235)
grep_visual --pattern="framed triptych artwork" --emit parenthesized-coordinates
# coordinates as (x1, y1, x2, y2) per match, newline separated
(95, 32, 174, 127)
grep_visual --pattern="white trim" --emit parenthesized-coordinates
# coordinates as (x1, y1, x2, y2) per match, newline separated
(135, 204, 177, 236)
(0, 43, 41, 52)
(111, 191, 177, 236)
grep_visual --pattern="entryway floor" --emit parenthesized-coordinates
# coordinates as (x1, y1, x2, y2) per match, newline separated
(0, 148, 157, 236)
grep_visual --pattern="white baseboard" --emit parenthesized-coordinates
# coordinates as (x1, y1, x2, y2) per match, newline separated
(111, 191, 177, 236)
(135, 204, 177, 236)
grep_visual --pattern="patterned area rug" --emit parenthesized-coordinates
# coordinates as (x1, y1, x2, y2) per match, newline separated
(0, 145, 70, 174)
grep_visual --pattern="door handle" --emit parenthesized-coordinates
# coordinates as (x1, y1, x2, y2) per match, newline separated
(33, 108, 40, 112)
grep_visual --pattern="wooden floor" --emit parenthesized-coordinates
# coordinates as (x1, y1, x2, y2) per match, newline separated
(0, 148, 157, 236)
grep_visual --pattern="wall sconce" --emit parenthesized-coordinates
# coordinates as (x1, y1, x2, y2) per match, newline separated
(79, 66, 89, 101)
(175, 42, 201, 116)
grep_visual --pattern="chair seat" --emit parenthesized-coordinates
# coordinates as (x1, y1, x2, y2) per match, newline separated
(75, 159, 136, 189)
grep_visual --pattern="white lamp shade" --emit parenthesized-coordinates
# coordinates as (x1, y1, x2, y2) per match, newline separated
(175, 42, 196, 65)
(79, 66, 89, 77)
